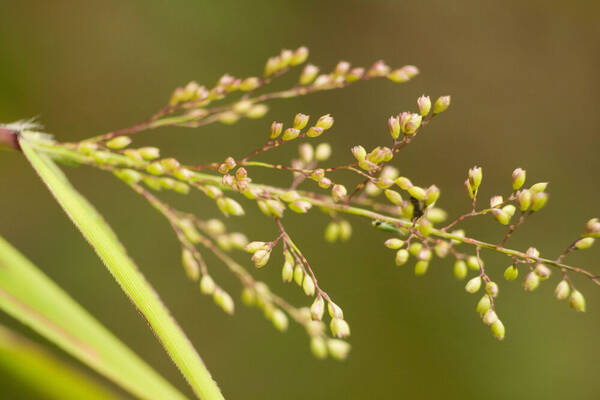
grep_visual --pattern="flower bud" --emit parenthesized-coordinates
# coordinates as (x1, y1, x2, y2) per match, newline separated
(290, 46, 309, 66)
(503, 205, 516, 218)
(310, 296, 325, 320)
(385, 238, 405, 249)
(345, 67, 364, 82)
(554, 280, 570, 300)
(245, 241, 268, 253)
(465, 179, 474, 199)
(300, 64, 319, 85)
(467, 256, 481, 271)
(200, 275, 216, 295)
(468, 166, 483, 190)
(453, 260, 467, 279)
(246, 104, 269, 119)
(395, 249, 409, 266)
(330, 318, 351, 338)
(483, 310, 498, 326)
(293, 265, 304, 286)
(282, 259, 294, 282)
(523, 271, 540, 291)
(414, 260, 429, 276)
(302, 276, 316, 296)
(574, 237, 595, 250)
(417, 95, 432, 116)
(530, 182, 548, 193)
(477, 295, 492, 316)
(328, 301, 344, 319)
(486, 281, 499, 297)
(271, 309, 289, 332)
(530, 192, 548, 212)
(318, 177, 332, 189)
(526, 247, 540, 258)
(388, 116, 401, 140)
(425, 185, 440, 206)
(492, 209, 510, 225)
(213, 289, 234, 315)
(512, 168, 526, 190)
(351, 145, 367, 161)
(400, 113, 422, 135)
(583, 218, 600, 238)
(106, 136, 132, 149)
(280, 190, 300, 203)
(327, 339, 351, 360)
(289, 200, 312, 213)
(409, 242, 423, 256)
(384, 189, 403, 205)
(293, 113, 310, 130)
(266, 199, 285, 218)
(367, 60, 390, 77)
(282, 128, 300, 141)
(306, 126, 324, 138)
(569, 290, 586, 312)
(114, 169, 142, 184)
(433, 95, 451, 114)
(491, 319, 505, 340)
(534, 263, 551, 280)
(387, 68, 410, 82)
(465, 276, 482, 293)
(339, 220, 352, 241)
(517, 190, 532, 211)
(252, 249, 271, 268)
(270, 121, 283, 139)
(314, 143, 332, 161)
(146, 162, 165, 176)
(408, 186, 427, 201)
(334, 61, 351, 76)
(395, 177, 413, 190)
(490, 195, 503, 208)
(310, 337, 328, 359)
(138, 147, 160, 160)
(324, 222, 340, 243)
(332, 184, 347, 202)
(181, 249, 200, 280)
(504, 265, 519, 280)
(316, 114, 334, 130)
(239, 77, 260, 91)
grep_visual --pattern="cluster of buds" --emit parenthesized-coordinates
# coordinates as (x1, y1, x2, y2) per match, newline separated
(352, 145, 393, 172)
(278, 190, 313, 214)
(221, 166, 252, 193)
(270, 113, 334, 142)
(245, 241, 274, 268)
(202, 185, 245, 217)
(265, 46, 309, 77)
(511, 169, 549, 213)
(383, 234, 449, 275)
(101, 144, 193, 194)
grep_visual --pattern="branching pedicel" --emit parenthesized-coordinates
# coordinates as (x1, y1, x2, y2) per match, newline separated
(8, 46, 599, 360)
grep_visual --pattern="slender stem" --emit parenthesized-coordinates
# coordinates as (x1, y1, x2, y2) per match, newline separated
(20, 137, 225, 400)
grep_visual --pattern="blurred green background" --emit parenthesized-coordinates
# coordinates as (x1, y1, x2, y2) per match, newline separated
(1, 1, 599, 399)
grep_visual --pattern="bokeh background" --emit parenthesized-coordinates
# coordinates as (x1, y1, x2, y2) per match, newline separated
(1, 1, 599, 399)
